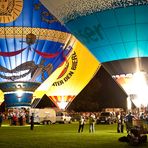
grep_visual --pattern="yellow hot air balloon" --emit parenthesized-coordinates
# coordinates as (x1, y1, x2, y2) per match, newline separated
(46, 40, 100, 110)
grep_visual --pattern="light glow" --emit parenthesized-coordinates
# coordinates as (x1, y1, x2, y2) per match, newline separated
(57, 96, 68, 110)
(132, 72, 148, 107)
(115, 71, 148, 107)
(127, 96, 131, 110)
(16, 90, 24, 98)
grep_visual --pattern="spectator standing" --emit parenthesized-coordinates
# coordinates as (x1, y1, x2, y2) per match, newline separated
(12, 114, 17, 126)
(89, 114, 96, 133)
(8, 113, 12, 126)
(19, 114, 23, 126)
(0, 112, 3, 127)
(140, 113, 145, 120)
(117, 112, 124, 133)
(125, 112, 135, 133)
(78, 116, 85, 133)
(117, 113, 121, 133)
(30, 113, 34, 130)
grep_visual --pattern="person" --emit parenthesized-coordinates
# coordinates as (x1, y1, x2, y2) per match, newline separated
(12, 114, 17, 126)
(78, 116, 85, 133)
(89, 114, 96, 133)
(0, 112, 3, 127)
(8, 113, 12, 126)
(117, 112, 124, 133)
(125, 112, 135, 133)
(30, 113, 34, 130)
(19, 114, 23, 126)
(117, 113, 121, 133)
(140, 113, 145, 120)
(25, 112, 29, 124)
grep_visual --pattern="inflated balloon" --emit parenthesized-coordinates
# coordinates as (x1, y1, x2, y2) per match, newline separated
(46, 41, 100, 110)
(41, 0, 148, 107)
(0, 0, 74, 107)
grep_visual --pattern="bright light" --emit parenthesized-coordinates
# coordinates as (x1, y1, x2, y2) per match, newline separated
(131, 71, 148, 107)
(127, 96, 131, 110)
(128, 71, 148, 107)
(16, 90, 24, 98)
(57, 96, 68, 110)
(134, 93, 148, 108)
(115, 71, 148, 107)
(132, 72, 147, 91)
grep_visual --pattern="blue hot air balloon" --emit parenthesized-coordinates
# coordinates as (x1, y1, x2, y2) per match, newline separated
(41, 0, 148, 107)
(0, 0, 74, 108)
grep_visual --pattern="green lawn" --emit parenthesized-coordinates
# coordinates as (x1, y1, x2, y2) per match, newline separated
(0, 123, 147, 148)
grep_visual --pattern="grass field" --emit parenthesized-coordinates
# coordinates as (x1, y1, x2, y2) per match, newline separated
(0, 122, 147, 148)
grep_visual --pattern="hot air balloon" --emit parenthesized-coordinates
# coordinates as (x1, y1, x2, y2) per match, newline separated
(46, 40, 100, 110)
(0, 0, 74, 108)
(41, 0, 148, 108)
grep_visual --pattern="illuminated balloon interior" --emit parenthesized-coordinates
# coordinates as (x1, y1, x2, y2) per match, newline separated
(0, 0, 74, 108)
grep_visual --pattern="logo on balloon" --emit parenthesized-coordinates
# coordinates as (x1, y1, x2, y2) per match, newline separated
(74, 24, 104, 44)
(53, 51, 78, 86)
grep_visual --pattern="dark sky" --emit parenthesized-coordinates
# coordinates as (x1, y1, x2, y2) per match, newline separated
(68, 66, 128, 112)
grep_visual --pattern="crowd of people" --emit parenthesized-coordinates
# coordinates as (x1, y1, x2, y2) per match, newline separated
(0, 108, 30, 126)
(76, 111, 148, 134)
(0, 109, 147, 146)
(114, 111, 148, 134)
(0, 109, 148, 135)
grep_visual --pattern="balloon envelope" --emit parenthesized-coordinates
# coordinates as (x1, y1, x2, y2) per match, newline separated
(0, 0, 72, 83)
(46, 40, 100, 109)
(0, 0, 75, 107)
(41, 0, 148, 107)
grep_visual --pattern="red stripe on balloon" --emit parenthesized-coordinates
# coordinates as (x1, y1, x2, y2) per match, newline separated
(0, 48, 26, 57)
(33, 49, 59, 58)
